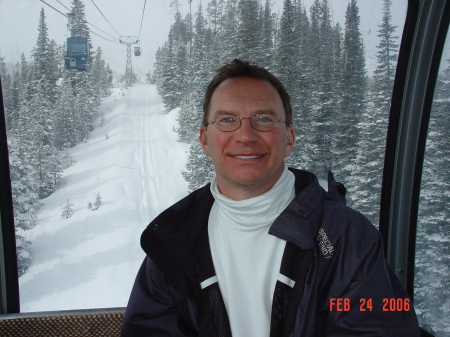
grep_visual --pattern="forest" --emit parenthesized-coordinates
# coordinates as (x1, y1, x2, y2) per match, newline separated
(0, 0, 448, 334)
(0, 0, 114, 276)
(152, 0, 449, 334)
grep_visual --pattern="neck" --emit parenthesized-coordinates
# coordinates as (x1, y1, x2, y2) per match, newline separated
(215, 164, 287, 201)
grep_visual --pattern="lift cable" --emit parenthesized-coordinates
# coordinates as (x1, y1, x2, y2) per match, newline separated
(40, 0, 68, 18)
(55, 0, 70, 11)
(39, 0, 120, 43)
(90, 30, 120, 43)
(138, 0, 147, 39)
(86, 22, 119, 41)
(90, 0, 122, 37)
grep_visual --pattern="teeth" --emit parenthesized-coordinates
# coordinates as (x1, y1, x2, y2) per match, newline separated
(235, 156, 261, 159)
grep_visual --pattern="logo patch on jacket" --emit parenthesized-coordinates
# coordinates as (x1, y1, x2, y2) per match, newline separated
(317, 228, 334, 258)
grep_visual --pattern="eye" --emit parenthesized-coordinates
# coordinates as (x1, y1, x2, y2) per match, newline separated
(256, 114, 276, 123)
(217, 115, 237, 123)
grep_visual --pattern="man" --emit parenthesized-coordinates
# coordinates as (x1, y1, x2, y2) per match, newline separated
(121, 59, 420, 336)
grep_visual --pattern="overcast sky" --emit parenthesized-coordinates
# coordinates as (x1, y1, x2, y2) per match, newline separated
(0, 0, 409, 78)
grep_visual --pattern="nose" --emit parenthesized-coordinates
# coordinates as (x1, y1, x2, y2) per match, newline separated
(234, 117, 258, 142)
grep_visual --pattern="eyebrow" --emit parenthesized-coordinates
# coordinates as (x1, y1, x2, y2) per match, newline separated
(214, 110, 278, 117)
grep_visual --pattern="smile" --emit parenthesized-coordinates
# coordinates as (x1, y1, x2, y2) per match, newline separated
(232, 155, 263, 159)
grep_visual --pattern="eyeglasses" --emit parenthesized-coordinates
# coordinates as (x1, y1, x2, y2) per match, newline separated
(207, 113, 287, 132)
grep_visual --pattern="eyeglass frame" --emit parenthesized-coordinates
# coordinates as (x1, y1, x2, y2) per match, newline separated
(206, 113, 288, 132)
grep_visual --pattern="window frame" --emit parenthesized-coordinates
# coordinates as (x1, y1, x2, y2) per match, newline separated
(0, 2, 448, 335)
(0, 77, 20, 314)
(379, 0, 450, 298)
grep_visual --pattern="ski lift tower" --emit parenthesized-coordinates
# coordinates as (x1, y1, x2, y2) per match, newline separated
(119, 36, 140, 72)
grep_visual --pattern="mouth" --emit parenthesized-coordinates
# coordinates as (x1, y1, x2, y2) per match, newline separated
(231, 155, 263, 159)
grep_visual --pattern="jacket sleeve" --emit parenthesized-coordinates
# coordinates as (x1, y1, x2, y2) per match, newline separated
(120, 256, 199, 337)
(316, 211, 421, 336)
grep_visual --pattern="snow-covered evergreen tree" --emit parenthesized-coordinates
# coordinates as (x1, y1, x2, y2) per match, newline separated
(259, 0, 275, 71)
(414, 58, 450, 336)
(300, 0, 338, 177)
(373, 0, 398, 113)
(350, 0, 398, 225)
(88, 192, 102, 210)
(1, 0, 109, 277)
(91, 47, 112, 97)
(1, 57, 14, 131)
(54, 76, 77, 150)
(331, 0, 366, 184)
(238, 0, 262, 63)
(121, 66, 138, 88)
(276, 0, 310, 170)
(7, 136, 39, 276)
(68, 0, 91, 42)
(218, 0, 239, 62)
(275, 0, 299, 100)
(182, 140, 215, 192)
(61, 198, 74, 219)
(155, 11, 190, 111)
(30, 8, 58, 105)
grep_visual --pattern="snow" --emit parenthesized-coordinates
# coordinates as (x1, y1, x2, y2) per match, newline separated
(18, 84, 190, 312)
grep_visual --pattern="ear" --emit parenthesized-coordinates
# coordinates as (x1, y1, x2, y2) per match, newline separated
(285, 126, 295, 157)
(199, 125, 210, 157)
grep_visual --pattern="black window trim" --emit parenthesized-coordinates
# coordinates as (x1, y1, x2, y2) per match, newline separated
(0, 76, 20, 314)
(0, 3, 447, 334)
(379, 0, 450, 298)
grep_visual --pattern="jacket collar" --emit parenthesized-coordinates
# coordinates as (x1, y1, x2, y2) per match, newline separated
(140, 168, 345, 294)
(269, 168, 325, 250)
(141, 168, 340, 254)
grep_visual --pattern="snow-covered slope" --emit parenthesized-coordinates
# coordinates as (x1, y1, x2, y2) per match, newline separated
(19, 84, 190, 312)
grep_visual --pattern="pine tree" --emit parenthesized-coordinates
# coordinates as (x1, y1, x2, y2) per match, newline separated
(332, 0, 367, 184)
(373, 0, 398, 112)
(350, 0, 398, 224)
(182, 140, 215, 192)
(157, 31, 180, 110)
(18, 53, 30, 104)
(414, 59, 450, 335)
(89, 192, 102, 210)
(276, 0, 299, 98)
(238, 0, 262, 62)
(54, 76, 77, 149)
(91, 47, 112, 97)
(68, 0, 91, 40)
(121, 66, 138, 88)
(259, 0, 275, 71)
(30, 8, 58, 105)
(22, 90, 62, 198)
(1, 56, 14, 131)
(277, 0, 310, 170)
(61, 198, 74, 219)
(218, 0, 240, 62)
(301, 0, 337, 177)
(73, 71, 100, 142)
(7, 136, 39, 276)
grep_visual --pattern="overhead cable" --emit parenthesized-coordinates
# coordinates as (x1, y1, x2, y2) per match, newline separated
(40, 0, 68, 18)
(55, 0, 70, 11)
(39, 0, 120, 43)
(138, 0, 147, 38)
(90, 0, 121, 37)
(87, 21, 119, 41)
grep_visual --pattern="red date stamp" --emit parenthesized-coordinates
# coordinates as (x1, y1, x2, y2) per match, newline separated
(329, 298, 411, 311)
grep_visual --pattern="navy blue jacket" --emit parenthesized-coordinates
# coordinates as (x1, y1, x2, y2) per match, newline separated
(121, 168, 420, 336)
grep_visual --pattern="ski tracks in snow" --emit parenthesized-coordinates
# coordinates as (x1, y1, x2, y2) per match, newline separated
(138, 86, 162, 224)
(136, 84, 189, 225)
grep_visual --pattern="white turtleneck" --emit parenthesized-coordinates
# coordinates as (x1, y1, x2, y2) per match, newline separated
(208, 166, 296, 337)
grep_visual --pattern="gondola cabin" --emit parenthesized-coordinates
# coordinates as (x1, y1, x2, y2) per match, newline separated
(0, 0, 449, 336)
(66, 37, 89, 70)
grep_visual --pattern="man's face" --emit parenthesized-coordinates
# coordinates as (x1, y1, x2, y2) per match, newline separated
(200, 77, 295, 200)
